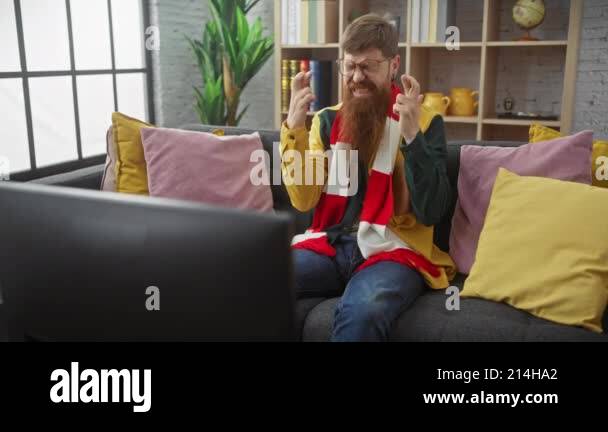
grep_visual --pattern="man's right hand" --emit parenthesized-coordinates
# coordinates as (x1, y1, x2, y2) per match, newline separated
(286, 71, 315, 130)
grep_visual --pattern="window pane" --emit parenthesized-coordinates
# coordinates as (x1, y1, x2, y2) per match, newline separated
(111, 0, 144, 69)
(117, 73, 148, 122)
(0, 0, 22, 72)
(71, 0, 112, 70)
(0, 79, 30, 172)
(77, 75, 114, 157)
(29, 76, 78, 167)
(21, 0, 71, 71)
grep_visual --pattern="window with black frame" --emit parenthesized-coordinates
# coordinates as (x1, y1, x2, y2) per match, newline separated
(0, 0, 154, 180)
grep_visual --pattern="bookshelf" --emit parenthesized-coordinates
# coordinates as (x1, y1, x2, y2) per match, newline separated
(274, 0, 583, 141)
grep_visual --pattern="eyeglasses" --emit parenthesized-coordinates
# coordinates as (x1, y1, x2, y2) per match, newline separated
(336, 58, 390, 78)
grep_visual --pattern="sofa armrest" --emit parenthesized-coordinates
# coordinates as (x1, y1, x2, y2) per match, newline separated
(29, 164, 105, 190)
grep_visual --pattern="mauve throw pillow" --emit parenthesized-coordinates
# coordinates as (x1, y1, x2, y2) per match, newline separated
(141, 127, 273, 212)
(450, 130, 594, 274)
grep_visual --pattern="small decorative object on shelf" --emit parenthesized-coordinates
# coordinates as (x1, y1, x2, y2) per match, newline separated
(512, 0, 546, 41)
(448, 88, 479, 117)
(503, 94, 515, 113)
(422, 92, 451, 116)
(497, 112, 558, 121)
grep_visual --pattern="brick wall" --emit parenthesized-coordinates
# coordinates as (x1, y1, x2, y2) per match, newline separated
(150, 0, 607, 139)
(574, 0, 608, 139)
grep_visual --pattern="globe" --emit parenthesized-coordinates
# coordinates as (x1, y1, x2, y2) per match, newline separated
(512, 0, 546, 41)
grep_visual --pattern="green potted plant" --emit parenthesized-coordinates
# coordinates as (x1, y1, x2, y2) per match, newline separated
(187, 0, 274, 126)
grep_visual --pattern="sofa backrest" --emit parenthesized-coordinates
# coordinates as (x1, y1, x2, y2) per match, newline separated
(181, 124, 524, 252)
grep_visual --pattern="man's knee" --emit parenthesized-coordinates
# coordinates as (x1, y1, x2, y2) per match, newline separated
(293, 249, 341, 298)
(338, 295, 388, 327)
(338, 265, 425, 323)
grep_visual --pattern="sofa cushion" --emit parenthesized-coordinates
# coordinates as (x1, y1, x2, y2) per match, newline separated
(301, 293, 608, 342)
(462, 168, 608, 333)
(450, 131, 593, 274)
(180, 124, 312, 233)
(141, 127, 274, 212)
(529, 123, 608, 189)
(432, 141, 523, 253)
(112, 112, 154, 195)
(300, 272, 607, 342)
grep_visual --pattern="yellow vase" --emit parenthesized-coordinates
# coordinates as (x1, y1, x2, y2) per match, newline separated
(422, 92, 451, 116)
(448, 87, 479, 116)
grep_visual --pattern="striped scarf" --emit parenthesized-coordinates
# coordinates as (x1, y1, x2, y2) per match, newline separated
(291, 84, 440, 277)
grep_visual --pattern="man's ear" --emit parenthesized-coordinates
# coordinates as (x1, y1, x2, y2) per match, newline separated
(391, 54, 401, 80)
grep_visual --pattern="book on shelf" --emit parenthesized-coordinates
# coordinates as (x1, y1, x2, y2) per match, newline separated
(436, 0, 456, 43)
(281, 59, 333, 114)
(281, 0, 288, 44)
(309, 0, 317, 43)
(411, 0, 421, 43)
(419, 0, 430, 42)
(310, 60, 332, 112)
(281, 0, 339, 45)
(300, 0, 309, 44)
(289, 59, 299, 91)
(295, 0, 301, 45)
(317, 1, 339, 44)
(428, 0, 438, 43)
(412, 0, 456, 43)
(281, 60, 290, 113)
(282, 0, 297, 45)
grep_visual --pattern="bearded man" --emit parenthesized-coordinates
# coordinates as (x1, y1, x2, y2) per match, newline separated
(280, 14, 456, 342)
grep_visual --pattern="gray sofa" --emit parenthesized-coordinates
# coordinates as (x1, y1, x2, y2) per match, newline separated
(5, 124, 607, 342)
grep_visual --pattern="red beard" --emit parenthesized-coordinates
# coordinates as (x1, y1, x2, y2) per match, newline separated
(339, 79, 391, 169)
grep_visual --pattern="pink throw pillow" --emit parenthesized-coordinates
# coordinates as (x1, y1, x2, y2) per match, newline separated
(141, 127, 273, 212)
(450, 130, 594, 274)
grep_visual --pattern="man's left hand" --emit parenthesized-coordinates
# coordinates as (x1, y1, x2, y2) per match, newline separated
(394, 74, 424, 143)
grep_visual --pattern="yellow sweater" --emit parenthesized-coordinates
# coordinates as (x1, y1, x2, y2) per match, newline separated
(280, 104, 457, 289)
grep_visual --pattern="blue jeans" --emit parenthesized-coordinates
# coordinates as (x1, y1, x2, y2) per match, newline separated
(293, 234, 425, 342)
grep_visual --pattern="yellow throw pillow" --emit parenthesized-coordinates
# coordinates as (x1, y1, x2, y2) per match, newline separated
(529, 123, 608, 188)
(528, 123, 562, 143)
(112, 112, 154, 195)
(461, 168, 608, 333)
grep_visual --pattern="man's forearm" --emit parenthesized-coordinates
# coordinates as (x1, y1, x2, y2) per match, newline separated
(401, 115, 451, 226)
(393, 151, 411, 216)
